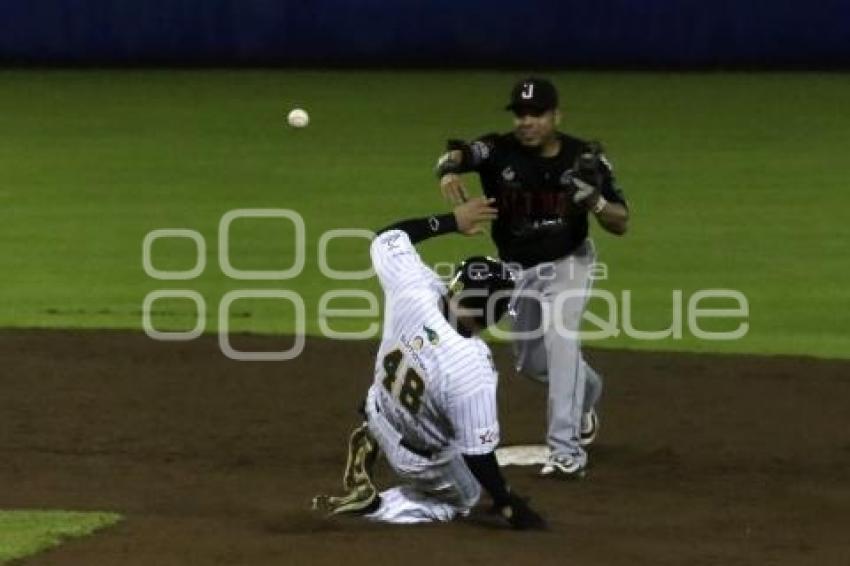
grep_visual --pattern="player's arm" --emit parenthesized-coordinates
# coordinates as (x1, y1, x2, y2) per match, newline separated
(370, 198, 498, 292)
(462, 452, 547, 530)
(593, 195, 629, 235)
(435, 136, 497, 205)
(571, 142, 630, 235)
(450, 381, 546, 530)
(576, 175, 628, 235)
(375, 197, 498, 243)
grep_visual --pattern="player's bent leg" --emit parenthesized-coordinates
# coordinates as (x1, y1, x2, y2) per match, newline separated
(511, 279, 549, 383)
(312, 422, 381, 516)
(582, 360, 603, 412)
(362, 387, 482, 523)
(514, 341, 549, 383)
(365, 486, 459, 523)
(580, 361, 603, 447)
(542, 330, 587, 465)
(579, 408, 599, 448)
(417, 451, 482, 512)
(366, 452, 481, 524)
(540, 251, 596, 478)
(343, 422, 379, 491)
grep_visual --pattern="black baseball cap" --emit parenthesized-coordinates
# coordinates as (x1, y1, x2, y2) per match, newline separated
(505, 77, 559, 113)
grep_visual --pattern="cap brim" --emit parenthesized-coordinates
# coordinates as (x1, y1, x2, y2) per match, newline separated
(505, 102, 552, 112)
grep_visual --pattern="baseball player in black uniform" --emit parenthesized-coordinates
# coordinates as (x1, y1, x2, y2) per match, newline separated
(435, 77, 629, 477)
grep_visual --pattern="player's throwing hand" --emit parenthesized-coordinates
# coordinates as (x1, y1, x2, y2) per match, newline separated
(440, 173, 469, 204)
(453, 197, 498, 235)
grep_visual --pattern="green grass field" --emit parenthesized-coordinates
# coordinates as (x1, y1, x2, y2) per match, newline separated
(0, 511, 120, 563)
(1, 70, 848, 358)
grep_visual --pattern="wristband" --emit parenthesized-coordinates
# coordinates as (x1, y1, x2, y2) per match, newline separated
(435, 153, 463, 179)
(592, 196, 608, 214)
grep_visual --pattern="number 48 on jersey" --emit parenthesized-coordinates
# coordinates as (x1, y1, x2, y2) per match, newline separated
(381, 349, 426, 415)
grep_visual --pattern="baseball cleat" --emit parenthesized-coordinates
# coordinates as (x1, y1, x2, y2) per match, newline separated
(579, 409, 599, 447)
(312, 484, 380, 516)
(540, 455, 586, 479)
(343, 422, 379, 492)
(311, 421, 381, 516)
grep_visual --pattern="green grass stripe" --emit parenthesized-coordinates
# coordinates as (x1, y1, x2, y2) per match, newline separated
(0, 510, 122, 563)
(1, 70, 848, 357)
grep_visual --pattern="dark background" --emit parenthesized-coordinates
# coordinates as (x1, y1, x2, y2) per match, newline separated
(2, 0, 849, 67)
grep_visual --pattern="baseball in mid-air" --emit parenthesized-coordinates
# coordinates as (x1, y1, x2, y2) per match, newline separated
(287, 108, 309, 128)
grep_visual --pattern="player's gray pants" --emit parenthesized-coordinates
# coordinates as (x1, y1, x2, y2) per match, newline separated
(510, 239, 603, 466)
(364, 385, 481, 523)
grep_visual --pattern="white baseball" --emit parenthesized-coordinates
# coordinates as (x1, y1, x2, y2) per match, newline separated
(287, 108, 309, 128)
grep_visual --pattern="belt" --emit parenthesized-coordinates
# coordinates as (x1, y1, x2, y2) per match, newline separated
(373, 400, 434, 459)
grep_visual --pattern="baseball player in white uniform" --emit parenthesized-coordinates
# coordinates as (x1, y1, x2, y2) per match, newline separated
(313, 198, 546, 530)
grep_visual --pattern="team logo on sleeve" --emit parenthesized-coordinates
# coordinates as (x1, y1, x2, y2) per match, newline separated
(501, 166, 516, 181)
(384, 233, 402, 250)
(470, 140, 490, 161)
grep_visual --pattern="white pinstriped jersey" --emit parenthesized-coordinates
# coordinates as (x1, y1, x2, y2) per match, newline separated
(369, 230, 500, 456)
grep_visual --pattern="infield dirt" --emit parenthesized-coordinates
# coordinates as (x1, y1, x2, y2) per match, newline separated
(1, 330, 848, 565)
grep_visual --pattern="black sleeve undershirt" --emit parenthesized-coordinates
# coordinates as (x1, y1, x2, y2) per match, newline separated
(462, 452, 512, 508)
(375, 213, 458, 244)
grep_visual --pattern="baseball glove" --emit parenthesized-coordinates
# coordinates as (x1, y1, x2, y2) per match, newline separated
(569, 140, 606, 210)
(574, 140, 606, 186)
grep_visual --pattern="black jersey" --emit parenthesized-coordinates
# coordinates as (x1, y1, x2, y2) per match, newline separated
(466, 132, 627, 268)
